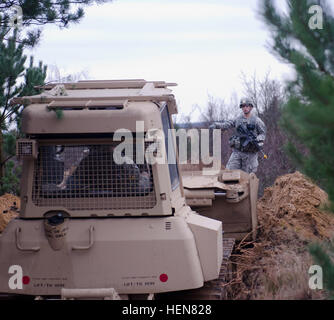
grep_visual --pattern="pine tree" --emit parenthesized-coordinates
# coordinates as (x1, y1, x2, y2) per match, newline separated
(0, 0, 112, 46)
(0, 29, 26, 184)
(259, 0, 334, 298)
(16, 56, 48, 133)
(0, 28, 47, 192)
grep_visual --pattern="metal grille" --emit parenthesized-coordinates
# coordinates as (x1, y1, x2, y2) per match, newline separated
(17, 140, 37, 159)
(32, 143, 156, 210)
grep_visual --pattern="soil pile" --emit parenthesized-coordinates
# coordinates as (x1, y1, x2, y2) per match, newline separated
(258, 171, 332, 241)
(0, 193, 20, 233)
(229, 171, 334, 300)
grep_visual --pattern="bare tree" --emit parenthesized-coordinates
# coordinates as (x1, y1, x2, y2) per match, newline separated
(240, 71, 260, 112)
(240, 70, 285, 114)
(199, 95, 225, 123)
(173, 104, 200, 129)
(197, 94, 240, 165)
(46, 65, 89, 84)
(200, 94, 239, 124)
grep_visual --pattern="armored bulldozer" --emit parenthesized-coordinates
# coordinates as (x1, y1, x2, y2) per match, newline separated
(0, 80, 257, 300)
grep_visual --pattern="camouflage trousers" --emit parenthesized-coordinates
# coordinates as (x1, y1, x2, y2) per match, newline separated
(226, 149, 259, 173)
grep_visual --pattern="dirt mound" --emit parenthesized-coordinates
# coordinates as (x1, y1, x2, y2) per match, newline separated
(228, 171, 334, 300)
(258, 171, 333, 242)
(0, 193, 20, 233)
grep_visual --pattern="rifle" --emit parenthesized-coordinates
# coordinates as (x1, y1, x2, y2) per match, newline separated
(237, 123, 268, 159)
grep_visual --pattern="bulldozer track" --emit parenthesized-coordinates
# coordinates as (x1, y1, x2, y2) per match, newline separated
(157, 237, 235, 300)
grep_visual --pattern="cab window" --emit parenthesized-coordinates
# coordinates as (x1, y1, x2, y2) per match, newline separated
(161, 104, 179, 190)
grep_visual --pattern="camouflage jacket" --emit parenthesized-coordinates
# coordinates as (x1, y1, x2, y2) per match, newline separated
(214, 114, 266, 151)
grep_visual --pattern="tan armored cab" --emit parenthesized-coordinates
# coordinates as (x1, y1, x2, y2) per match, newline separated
(18, 81, 179, 218)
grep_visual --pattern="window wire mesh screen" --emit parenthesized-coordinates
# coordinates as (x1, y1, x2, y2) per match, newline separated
(32, 143, 156, 210)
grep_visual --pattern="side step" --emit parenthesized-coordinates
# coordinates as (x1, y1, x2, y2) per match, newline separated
(61, 288, 122, 300)
(60, 288, 154, 300)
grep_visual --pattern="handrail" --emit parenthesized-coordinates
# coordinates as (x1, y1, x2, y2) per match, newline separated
(72, 226, 95, 251)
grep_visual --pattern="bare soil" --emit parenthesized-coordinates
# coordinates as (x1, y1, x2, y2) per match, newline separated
(0, 193, 20, 233)
(228, 171, 334, 299)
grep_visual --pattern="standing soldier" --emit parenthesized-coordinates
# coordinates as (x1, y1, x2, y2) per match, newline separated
(209, 97, 266, 173)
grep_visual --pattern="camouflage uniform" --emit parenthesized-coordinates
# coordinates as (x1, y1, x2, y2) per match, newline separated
(213, 114, 266, 173)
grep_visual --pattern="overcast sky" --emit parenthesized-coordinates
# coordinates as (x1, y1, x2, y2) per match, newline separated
(28, 0, 294, 121)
